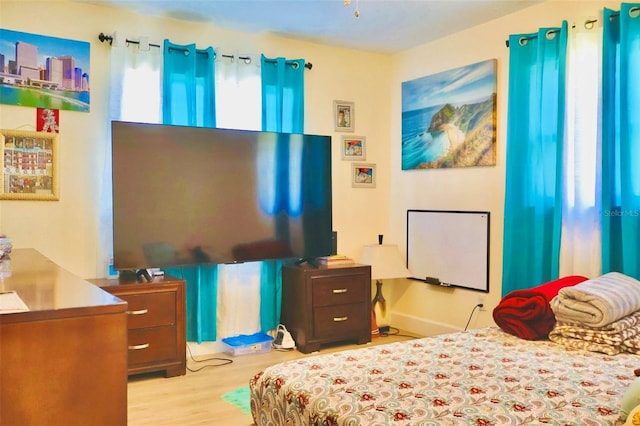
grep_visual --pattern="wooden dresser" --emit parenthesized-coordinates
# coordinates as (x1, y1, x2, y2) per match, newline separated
(91, 275, 186, 377)
(0, 249, 128, 426)
(281, 263, 371, 353)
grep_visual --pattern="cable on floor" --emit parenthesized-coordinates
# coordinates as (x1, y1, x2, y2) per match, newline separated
(186, 343, 233, 372)
(379, 326, 420, 339)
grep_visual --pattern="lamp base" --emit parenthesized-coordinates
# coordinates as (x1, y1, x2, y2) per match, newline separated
(378, 325, 390, 334)
(371, 310, 379, 338)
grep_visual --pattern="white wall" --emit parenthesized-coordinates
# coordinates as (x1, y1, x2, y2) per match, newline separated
(0, 0, 391, 278)
(388, 0, 622, 335)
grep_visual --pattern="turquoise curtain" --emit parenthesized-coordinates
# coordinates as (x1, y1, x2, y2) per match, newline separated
(259, 54, 306, 331)
(602, 4, 640, 279)
(260, 54, 305, 133)
(163, 40, 216, 128)
(165, 265, 218, 343)
(162, 39, 217, 342)
(501, 23, 568, 295)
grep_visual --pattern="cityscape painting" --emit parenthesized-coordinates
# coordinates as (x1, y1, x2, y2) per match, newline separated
(0, 29, 90, 112)
(401, 59, 497, 169)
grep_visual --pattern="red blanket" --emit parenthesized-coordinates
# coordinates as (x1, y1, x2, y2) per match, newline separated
(493, 275, 588, 340)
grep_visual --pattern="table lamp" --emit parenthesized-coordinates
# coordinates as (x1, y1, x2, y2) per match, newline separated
(359, 236, 411, 334)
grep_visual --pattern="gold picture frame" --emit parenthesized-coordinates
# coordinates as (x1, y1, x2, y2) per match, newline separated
(1, 129, 59, 200)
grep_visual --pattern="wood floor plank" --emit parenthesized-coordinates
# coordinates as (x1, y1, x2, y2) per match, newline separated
(128, 331, 419, 425)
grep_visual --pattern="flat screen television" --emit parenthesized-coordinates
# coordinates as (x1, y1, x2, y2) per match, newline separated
(111, 121, 333, 271)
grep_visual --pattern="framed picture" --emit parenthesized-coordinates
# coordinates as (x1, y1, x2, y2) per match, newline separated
(1, 129, 59, 201)
(0, 29, 90, 112)
(333, 100, 354, 132)
(401, 59, 497, 169)
(341, 136, 366, 161)
(352, 163, 376, 188)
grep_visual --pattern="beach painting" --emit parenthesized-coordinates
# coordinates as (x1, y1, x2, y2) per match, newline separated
(401, 59, 496, 170)
(0, 29, 90, 112)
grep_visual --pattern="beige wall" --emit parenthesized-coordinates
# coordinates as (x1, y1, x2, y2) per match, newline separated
(0, 0, 621, 335)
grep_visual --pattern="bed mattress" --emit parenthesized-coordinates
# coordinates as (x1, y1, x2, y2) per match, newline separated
(250, 327, 639, 425)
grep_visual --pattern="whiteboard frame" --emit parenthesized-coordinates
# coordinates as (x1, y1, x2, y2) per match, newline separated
(406, 209, 490, 292)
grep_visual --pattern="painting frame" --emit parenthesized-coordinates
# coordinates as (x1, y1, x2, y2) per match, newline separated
(401, 59, 497, 170)
(333, 100, 354, 132)
(0, 28, 91, 112)
(341, 135, 366, 161)
(1, 129, 59, 201)
(352, 163, 376, 188)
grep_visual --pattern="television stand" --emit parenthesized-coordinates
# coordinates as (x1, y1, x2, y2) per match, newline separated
(136, 268, 152, 282)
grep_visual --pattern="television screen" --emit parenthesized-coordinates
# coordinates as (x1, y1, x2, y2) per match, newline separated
(111, 121, 333, 270)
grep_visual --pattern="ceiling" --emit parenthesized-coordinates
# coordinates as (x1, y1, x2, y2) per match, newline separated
(82, 0, 544, 55)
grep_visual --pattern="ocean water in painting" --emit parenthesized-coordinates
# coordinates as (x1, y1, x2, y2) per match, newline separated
(401, 105, 449, 170)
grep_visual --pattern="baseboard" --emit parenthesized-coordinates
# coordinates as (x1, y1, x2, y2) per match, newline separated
(389, 311, 461, 337)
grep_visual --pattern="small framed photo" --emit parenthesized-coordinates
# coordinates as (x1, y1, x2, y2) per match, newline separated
(333, 100, 354, 132)
(341, 136, 366, 161)
(352, 163, 376, 188)
(1, 129, 59, 201)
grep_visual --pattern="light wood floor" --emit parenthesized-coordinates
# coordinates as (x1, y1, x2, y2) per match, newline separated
(127, 330, 420, 426)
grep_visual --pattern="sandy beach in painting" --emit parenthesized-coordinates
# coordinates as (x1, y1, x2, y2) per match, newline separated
(441, 123, 466, 152)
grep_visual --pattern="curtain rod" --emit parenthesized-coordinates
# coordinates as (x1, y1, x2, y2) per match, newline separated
(504, 9, 636, 48)
(98, 32, 312, 69)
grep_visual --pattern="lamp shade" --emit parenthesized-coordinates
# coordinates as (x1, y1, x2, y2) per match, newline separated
(359, 244, 411, 280)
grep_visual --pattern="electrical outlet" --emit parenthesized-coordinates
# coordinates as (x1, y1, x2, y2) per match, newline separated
(477, 295, 486, 311)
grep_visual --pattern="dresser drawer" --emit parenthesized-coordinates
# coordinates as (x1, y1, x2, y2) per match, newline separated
(128, 326, 178, 365)
(121, 291, 176, 329)
(313, 304, 368, 337)
(312, 275, 367, 307)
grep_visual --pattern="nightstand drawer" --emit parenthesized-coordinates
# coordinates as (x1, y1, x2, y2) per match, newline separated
(313, 304, 368, 337)
(121, 291, 176, 329)
(312, 275, 367, 307)
(128, 326, 178, 365)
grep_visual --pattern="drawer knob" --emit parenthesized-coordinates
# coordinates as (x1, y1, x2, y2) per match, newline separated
(332, 288, 348, 294)
(333, 316, 348, 322)
(128, 343, 150, 350)
(127, 308, 148, 315)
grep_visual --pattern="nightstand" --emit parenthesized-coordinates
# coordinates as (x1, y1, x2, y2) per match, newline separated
(281, 263, 371, 353)
(90, 275, 186, 377)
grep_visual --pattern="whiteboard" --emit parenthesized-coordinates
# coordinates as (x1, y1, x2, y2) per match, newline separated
(406, 210, 490, 292)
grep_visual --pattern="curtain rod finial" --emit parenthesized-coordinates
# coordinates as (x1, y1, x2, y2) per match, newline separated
(98, 32, 114, 45)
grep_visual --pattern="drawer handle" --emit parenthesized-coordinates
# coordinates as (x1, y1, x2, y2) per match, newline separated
(333, 316, 348, 322)
(332, 288, 348, 294)
(128, 343, 150, 350)
(127, 308, 148, 315)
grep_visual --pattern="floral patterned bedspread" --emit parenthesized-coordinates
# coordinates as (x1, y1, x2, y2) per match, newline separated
(250, 327, 639, 425)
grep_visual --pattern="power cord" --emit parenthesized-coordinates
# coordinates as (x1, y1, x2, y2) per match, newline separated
(379, 326, 420, 339)
(186, 343, 233, 372)
(464, 303, 484, 331)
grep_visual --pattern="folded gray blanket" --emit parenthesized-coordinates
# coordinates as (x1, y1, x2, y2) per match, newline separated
(550, 272, 640, 327)
(549, 311, 640, 355)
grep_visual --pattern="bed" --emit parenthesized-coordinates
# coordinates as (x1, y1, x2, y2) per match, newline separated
(249, 327, 639, 425)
